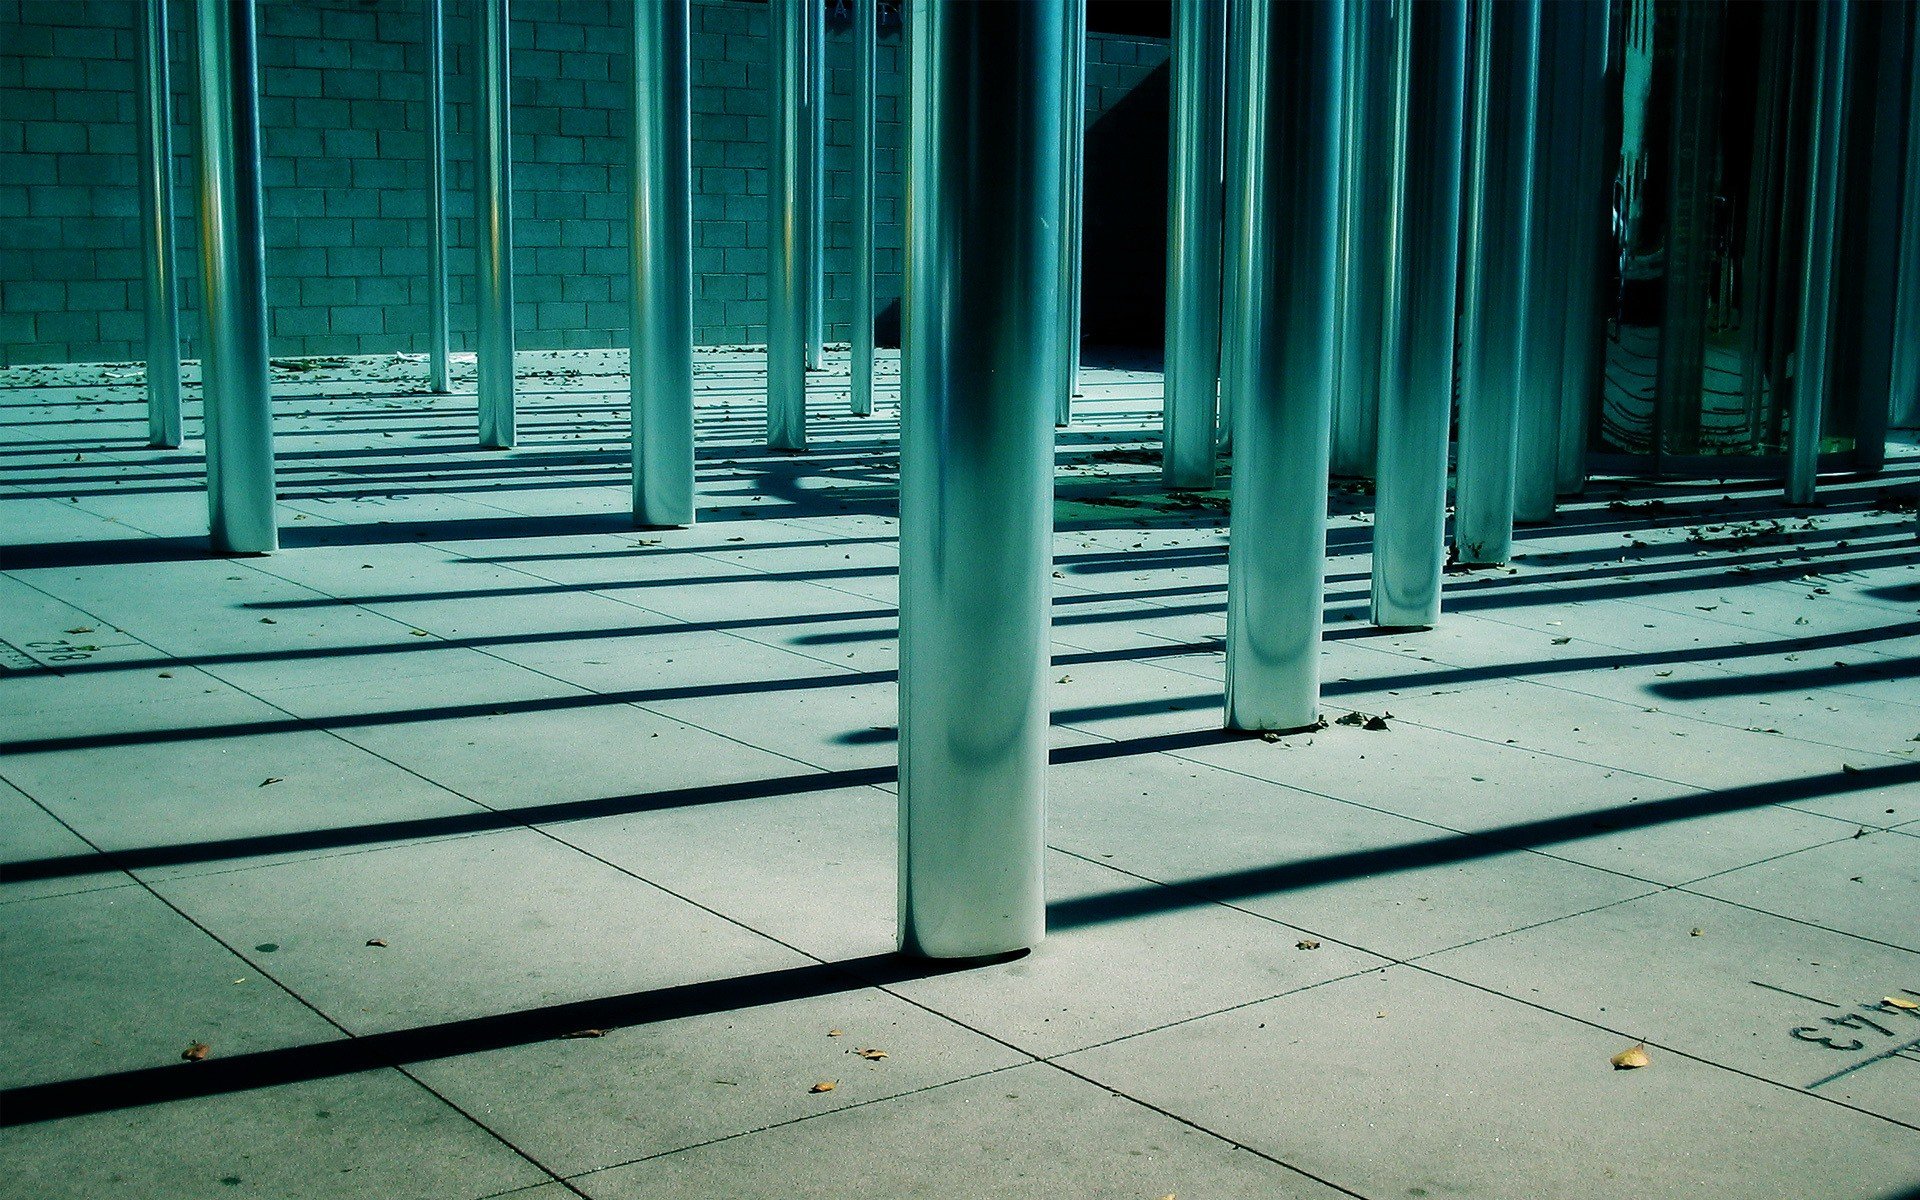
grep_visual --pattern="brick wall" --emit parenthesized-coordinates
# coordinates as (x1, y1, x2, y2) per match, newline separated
(0, 0, 1168, 367)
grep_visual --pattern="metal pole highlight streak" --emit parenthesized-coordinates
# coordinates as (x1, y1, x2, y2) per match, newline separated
(1453, 0, 1539, 566)
(1787, 0, 1852, 505)
(1056, 0, 1087, 426)
(1329, 0, 1391, 479)
(630, 0, 694, 528)
(767, 0, 809, 450)
(475, 0, 516, 448)
(1162, 0, 1226, 490)
(138, 0, 183, 449)
(194, 0, 276, 554)
(898, 0, 1063, 959)
(851, 0, 876, 417)
(425, 0, 450, 393)
(1369, 0, 1466, 629)
(1220, 0, 1344, 733)
(805, 0, 825, 371)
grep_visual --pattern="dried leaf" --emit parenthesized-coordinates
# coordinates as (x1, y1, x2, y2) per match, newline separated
(1882, 996, 1919, 1011)
(182, 1042, 211, 1062)
(1362, 715, 1389, 731)
(1551, 636, 1572, 645)
(1689, 928, 1703, 937)
(259, 618, 277, 625)
(1610, 1043, 1651, 1070)
(810, 1081, 836, 1093)
(856, 1048, 888, 1060)
(365, 938, 388, 947)
(827, 1029, 844, 1038)
(1335, 712, 1367, 727)
(1296, 939, 1321, 950)
(259, 777, 283, 787)
(563, 1028, 607, 1039)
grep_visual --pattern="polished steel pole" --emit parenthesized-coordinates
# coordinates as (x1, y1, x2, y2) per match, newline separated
(630, 0, 694, 528)
(1453, 0, 1539, 566)
(850, 0, 876, 416)
(1555, 0, 1608, 495)
(1514, 0, 1571, 521)
(474, 0, 515, 448)
(1215, 0, 1250, 456)
(195, 0, 276, 554)
(1370, 0, 1466, 629)
(804, 0, 825, 372)
(1056, 0, 1087, 426)
(1220, 0, 1343, 732)
(425, 0, 450, 393)
(1162, 0, 1226, 489)
(1787, 0, 1852, 505)
(1893, 14, 1920, 431)
(898, 0, 1063, 960)
(137, 0, 183, 449)
(767, 0, 809, 449)
(1329, 0, 1392, 478)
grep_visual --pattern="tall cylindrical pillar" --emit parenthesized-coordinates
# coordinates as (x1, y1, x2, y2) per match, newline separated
(1787, 0, 1852, 505)
(630, 0, 695, 528)
(805, 0, 825, 372)
(1220, 0, 1344, 732)
(1892, 12, 1920, 431)
(768, 0, 810, 450)
(1453, 0, 1539, 566)
(195, 0, 276, 554)
(898, 0, 1063, 960)
(1162, 0, 1226, 490)
(851, 0, 876, 417)
(425, 0, 450, 393)
(1215, 0, 1251, 456)
(1055, 0, 1087, 426)
(137, 0, 183, 450)
(1514, 0, 1576, 520)
(1555, 0, 1608, 496)
(474, 0, 516, 449)
(1370, 0, 1467, 629)
(1329, 0, 1393, 479)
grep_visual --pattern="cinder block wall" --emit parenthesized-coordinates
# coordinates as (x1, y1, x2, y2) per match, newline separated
(0, 0, 1168, 367)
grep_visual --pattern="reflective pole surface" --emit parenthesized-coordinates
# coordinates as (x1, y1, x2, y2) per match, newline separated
(1893, 16, 1920, 430)
(767, 0, 809, 450)
(1221, 0, 1343, 732)
(630, 0, 694, 528)
(1055, 0, 1086, 426)
(1453, 0, 1539, 566)
(850, 0, 875, 417)
(1215, 0, 1250, 455)
(1162, 0, 1226, 490)
(475, 0, 515, 448)
(425, 0, 449, 393)
(899, 0, 1062, 960)
(1787, 0, 1851, 505)
(805, 0, 825, 371)
(195, 0, 276, 554)
(137, 0, 183, 449)
(1515, 0, 1574, 520)
(1330, 0, 1392, 478)
(1370, 0, 1466, 629)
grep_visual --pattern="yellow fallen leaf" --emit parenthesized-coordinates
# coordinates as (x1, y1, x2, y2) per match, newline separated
(857, 1048, 888, 1060)
(182, 1042, 210, 1062)
(1610, 1043, 1651, 1070)
(826, 1029, 844, 1038)
(810, 1081, 836, 1093)
(1296, 939, 1321, 950)
(1882, 996, 1919, 1011)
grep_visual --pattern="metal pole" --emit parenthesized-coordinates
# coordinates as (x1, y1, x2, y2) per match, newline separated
(1893, 12, 1920, 431)
(137, 0, 183, 449)
(474, 0, 515, 448)
(1162, 0, 1226, 490)
(1056, 0, 1086, 426)
(1555, 0, 1608, 495)
(630, 0, 694, 528)
(805, 0, 825, 371)
(1514, 0, 1571, 520)
(1215, 0, 1250, 456)
(851, 0, 875, 417)
(1370, 0, 1466, 629)
(898, 0, 1063, 960)
(194, 0, 276, 554)
(425, 0, 450, 393)
(768, 0, 809, 450)
(1453, 0, 1539, 567)
(1787, 0, 1852, 505)
(1220, 0, 1343, 732)
(1330, 0, 1392, 478)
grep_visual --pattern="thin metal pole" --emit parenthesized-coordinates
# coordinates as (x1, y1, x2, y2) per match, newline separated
(1453, 0, 1539, 566)
(768, 0, 809, 450)
(1056, 0, 1087, 426)
(805, 0, 825, 371)
(425, 0, 450, 393)
(1162, 0, 1226, 489)
(1654, 0, 1719, 465)
(898, 0, 1063, 960)
(1893, 12, 1920, 431)
(630, 0, 694, 528)
(1555, 0, 1607, 495)
(1514, 0, 1571, 520)
(194, 0, 276, 554)
(851, 0, 875, 417)
(1215, 0, 1250, 456)
(1370, 0, 1466, 629)
(137, 0, 183, 449)
(1330, 0, 1392, 478)
(1787, 0, 1851, 505)
(474, 0, 515, 448)
(1220, 0, 1343, 733)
